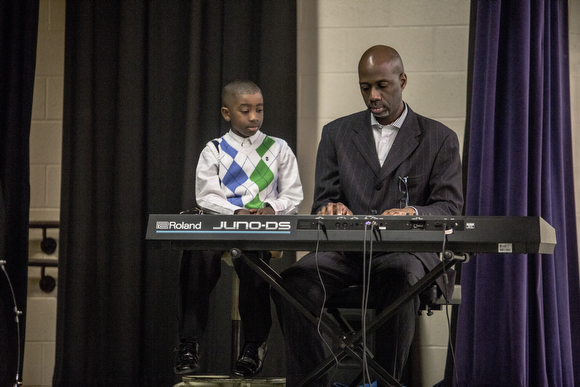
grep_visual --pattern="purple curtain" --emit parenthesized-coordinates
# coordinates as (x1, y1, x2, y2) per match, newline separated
(456, 1, 580, 386)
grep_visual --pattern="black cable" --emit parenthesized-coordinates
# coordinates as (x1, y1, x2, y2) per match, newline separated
(314, 221, 339, 384)
(440, 224, 460, 386)
(444, 301, 459, 384)
(361, 221, 373, 386)
(1, 260, 23, 386)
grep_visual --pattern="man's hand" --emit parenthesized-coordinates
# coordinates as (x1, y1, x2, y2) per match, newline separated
(317, 202, 353, 215)
(234, 209, 251, 215)
(381, 207, 416, 216)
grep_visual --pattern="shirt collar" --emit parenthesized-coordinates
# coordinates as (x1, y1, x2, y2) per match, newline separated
(228, 129, 261, 145)
(371, 102, 408, 129)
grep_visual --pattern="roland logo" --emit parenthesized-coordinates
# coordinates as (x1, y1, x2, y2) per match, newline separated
(213, 220, 291, 231)
(167, 221, 202, 230)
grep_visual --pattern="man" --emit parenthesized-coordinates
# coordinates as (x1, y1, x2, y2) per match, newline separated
(272, 45, 463, 386)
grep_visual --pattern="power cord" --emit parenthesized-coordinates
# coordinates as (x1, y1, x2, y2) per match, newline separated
(0, 260, 23, 386)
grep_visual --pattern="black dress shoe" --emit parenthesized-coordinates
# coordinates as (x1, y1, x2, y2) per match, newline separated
(174, 339, 200, 375)
(233, 342, 268, 377)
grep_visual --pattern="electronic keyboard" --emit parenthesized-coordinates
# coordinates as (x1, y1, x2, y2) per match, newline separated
(146, 214, 556, 254)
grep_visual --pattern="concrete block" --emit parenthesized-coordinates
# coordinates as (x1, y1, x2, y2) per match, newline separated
(47, 77, 64, 119)
(298, 74, 319, 119)
(49, 0, 66, 31)
(23, 341, 43, 386)
(318, 0, 390, 28)
(415, 346, 448, 387)
(297, 0, 318, 30)
(433, 26, 470, 71)
(35, 30, 65, 76)
(32, 78, 47, 120)
(390, 0, 470, 26)
(404, 72, 467, 119)
(30, 165, 47, 208)
(25, 297, 57, 341)
(41, 342, 56, 385)
(347, 27, 441, 73)
(297, 29, 319, 76)
(29, 122, 62, 164)
(318, 73, 363, 120)
(46, 165, 62, 208)
(318, 28, 349, 73)
(417, 310, 451, 347)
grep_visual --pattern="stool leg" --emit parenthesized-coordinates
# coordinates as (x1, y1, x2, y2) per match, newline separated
(231, 270, 241, 372)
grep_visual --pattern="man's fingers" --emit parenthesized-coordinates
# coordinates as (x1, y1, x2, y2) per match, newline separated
(318, 202, 353, 215)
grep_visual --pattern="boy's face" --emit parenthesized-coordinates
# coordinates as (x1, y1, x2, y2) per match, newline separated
(221, 92, 264, 138)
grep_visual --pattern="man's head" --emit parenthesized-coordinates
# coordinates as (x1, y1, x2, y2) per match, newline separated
(358, 45, 407, 126)
(221, 80, 263, 138)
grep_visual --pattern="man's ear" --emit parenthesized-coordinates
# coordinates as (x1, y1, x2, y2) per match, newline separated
(400, 72, 407, 90)
(221, 107, 231, 121)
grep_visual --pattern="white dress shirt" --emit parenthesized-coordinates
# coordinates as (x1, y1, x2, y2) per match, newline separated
(372, 103, 408, 166)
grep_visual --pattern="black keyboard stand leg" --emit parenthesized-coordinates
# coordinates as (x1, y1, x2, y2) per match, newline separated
(229, 248, 463, 387)
(229, 248, 347, 340)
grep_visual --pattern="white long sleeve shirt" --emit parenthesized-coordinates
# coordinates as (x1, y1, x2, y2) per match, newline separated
(196, 129, 303, 215)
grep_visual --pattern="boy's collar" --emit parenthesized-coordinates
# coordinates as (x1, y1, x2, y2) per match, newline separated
(228, 129, 261, 144)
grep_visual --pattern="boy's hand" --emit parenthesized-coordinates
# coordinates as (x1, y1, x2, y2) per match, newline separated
(253, 206, 275, 215)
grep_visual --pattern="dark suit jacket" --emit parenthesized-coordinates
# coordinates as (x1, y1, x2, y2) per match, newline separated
(312, 106, 464, 297)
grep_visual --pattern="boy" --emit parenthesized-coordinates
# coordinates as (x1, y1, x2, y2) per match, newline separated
(175, 80, 303, 377)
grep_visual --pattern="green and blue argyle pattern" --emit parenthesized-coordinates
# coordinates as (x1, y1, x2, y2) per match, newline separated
(219, 135, 279, 209)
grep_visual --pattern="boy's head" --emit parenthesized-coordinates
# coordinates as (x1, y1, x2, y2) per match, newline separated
(221, 80, 264, 138)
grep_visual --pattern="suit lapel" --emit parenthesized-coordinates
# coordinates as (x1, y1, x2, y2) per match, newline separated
(379, 108, 421, 180)
(352, 113, 381, 176)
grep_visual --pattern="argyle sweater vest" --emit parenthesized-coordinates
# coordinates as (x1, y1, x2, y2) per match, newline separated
(212, 134, 282, 209)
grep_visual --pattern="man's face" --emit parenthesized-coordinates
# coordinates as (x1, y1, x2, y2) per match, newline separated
(358, 60, 407, 125)
(221, 92, 264, 138)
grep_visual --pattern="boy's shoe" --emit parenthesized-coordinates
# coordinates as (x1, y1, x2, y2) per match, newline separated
(174, 339, 200, 375)
(233, 342, 268, 377)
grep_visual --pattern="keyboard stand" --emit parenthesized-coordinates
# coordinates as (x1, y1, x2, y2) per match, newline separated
(229, 248, 466, 387)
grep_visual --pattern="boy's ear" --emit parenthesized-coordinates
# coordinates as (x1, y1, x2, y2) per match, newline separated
(221, 107, 231, 121)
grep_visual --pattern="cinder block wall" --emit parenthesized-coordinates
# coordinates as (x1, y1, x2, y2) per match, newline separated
(24, 0, 580, 386)
(297, 0, 470, 217)
(26, 0, 65, 386)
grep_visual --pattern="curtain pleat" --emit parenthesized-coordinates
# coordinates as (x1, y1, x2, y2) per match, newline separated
(54, 2, 296, 385)
(456, 1, 580, 385)
(0, 1, 38, 386)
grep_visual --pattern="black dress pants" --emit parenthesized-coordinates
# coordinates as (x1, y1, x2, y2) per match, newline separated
(272, 251, 424, 387)
(178, 249, 272, 343)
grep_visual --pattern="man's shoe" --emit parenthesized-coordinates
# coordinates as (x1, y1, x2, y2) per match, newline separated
(174, 339, 200, 375)
(233, 342, 268, 377)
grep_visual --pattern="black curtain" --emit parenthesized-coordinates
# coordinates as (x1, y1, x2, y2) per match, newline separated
(0, 1, 38, 386)
(53, 2, 296, 386)
(456, 0, 579, 385)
